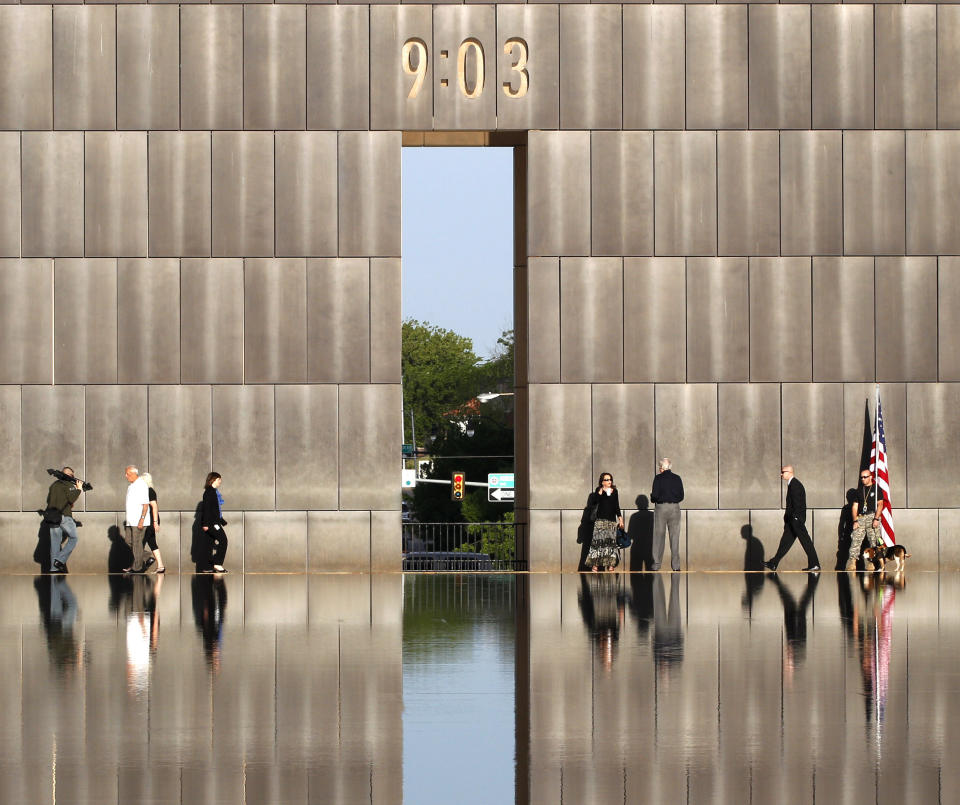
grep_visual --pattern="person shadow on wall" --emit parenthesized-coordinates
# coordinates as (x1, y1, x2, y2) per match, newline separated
(628, 495, 655, 571)
(740, 524, 766, 618)
(107, 524, 133, 573)
(835, 488, 858, 571)
(33, 520, 52, 573)
(576, 499, 594, 572)
(190, 501, 206, 573)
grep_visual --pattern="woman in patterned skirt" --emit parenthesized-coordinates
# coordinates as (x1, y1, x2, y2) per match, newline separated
(586, 472, 624, 572)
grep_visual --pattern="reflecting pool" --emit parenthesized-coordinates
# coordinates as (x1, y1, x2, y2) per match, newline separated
(0, 571, 956, 803)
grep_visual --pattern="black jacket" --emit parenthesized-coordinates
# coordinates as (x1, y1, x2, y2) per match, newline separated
(588, 489, 622, 521)
(785, 478, 807, 523)
(201, 486, 226, 529)
(651, 470, 684, 504)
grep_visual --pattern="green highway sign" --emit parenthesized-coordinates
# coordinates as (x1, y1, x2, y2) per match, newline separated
(401, 443, 415, 457)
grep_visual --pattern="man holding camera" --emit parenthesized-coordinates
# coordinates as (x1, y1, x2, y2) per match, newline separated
(47, 467, 84, 573)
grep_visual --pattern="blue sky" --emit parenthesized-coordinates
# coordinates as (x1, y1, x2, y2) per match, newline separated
(402, 147, 514, 359)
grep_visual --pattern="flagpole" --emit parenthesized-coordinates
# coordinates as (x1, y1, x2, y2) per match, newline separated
(874, 384, 880, 489)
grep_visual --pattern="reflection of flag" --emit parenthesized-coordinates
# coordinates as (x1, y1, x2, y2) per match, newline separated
(871, 395, 895, 547)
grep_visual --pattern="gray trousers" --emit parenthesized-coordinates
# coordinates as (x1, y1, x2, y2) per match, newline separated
(123, 525, 148, 571)
(652, 503, 682, 571)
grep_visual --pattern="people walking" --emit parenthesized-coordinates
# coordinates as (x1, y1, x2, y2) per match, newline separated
(764, 466, 821, 572)
(650, 458, 684, 571)
(201, 472, 229, 573)
(46, 467, 84, 573)
(583, 472, 624, 572)
(123, 466, 151, 574)
(845, 469, 886, 571)
(139, 473, 165, 573)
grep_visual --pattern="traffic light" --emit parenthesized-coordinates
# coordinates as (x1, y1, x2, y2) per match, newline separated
(451, 471, 466, 501)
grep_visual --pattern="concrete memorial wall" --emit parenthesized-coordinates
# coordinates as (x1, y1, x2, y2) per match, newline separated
(0, 3, 958, 572)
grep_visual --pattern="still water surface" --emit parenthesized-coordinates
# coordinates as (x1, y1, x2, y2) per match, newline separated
(0, 571, 956, 803)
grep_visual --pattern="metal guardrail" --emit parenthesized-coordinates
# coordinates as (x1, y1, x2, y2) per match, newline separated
(402, 522, 525, 571)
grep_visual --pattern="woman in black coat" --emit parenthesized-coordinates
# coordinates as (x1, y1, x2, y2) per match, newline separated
(201, 472, 228, 573)
(585, 472, 624, 572)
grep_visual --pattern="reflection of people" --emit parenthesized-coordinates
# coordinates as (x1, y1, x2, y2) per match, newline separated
(123, 466, 151, 573)
(125, 574, 163, 693)
(34, 575, 85, 675)
(650, 458, 684, 571)
(653, 573, 684, 673)
(769, 574, 819, 677)
(192, 574, 227, 671)
(845, 470, 886, 571)
(139, 472, 166, 573)
(578, 574, 624, 671)
(201, 472, 229, 573)
(46, 467, 84, 573)
(583, 472, 624, 572)
(765, 466, 820, 572)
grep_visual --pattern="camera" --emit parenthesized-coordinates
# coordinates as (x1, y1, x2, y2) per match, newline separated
(47, 468, 94, 492)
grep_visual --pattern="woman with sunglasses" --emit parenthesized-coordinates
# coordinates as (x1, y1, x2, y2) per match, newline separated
(585, 472, 624, 572)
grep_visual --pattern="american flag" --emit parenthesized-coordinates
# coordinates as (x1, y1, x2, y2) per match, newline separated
(871, 394, 895, 547)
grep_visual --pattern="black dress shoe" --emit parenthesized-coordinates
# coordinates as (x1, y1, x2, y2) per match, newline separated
(53, 560, 68, 574)
(763, 559, 778, 571)
(803, 565, 821, 572)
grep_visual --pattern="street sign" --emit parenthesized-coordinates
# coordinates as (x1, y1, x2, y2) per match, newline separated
(401, 443, 415, 457)
(488, 487, 515, 503)
(487, 473, 515, 489)
(402, 469, 417, 488)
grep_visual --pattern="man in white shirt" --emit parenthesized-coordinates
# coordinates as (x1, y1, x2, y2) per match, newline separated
(123, 466, 151, 573)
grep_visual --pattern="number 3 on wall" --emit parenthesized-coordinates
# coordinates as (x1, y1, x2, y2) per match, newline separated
(402, 37, 529, 100)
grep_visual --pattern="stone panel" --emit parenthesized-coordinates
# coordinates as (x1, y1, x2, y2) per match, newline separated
(906, 131, 960, 256)
(812, 5, 873, 130)
(21, 133, 83, 257)
(558, 509, 584, 574)
(433, 5, 496, 131)
(591, 384, 655, 513)
(180, 259, 244, 384)
(527, 131, 590, 258)
(590, 132, 653, 257)
(308, 511, 370, 573)
(843, 131, 905, 256)
(117, 6, 179, 131)
(559, 258, 623, 383)
(307, 6, 370, 131)
(812, 257, 875, 383)
(559, 5, 621, 130)
(53, 6, 115, 130)
(623, 5, 684, 130)
(370, 5, 433, 131)
(938, 510, 960, 572)
(527, 257, 560, 383)
(276, 386, 338, 512)
(307, 258, 370, 383)
(883, 509, 938, 572)
(212, 385, 275, 511)
(338, 384, 401, 512)
(939, 7, 960, 129)
(875, 257, 937, 382)
(84, 132, 148, 258)
(212, 132, 274, 258)
(527, 508, 562, 573)
(0, 133, 18, 256)
(875, 6, 936, 130)
(117, 259, 180, 384)
(275, 132, 337, 258)
(0, 259, 52, 384)
(781, 384, 844, 510)
(496, 5, 560, 131)
(244, 511, 307, 573)
(780, 131, 843, 256)
(370, 258, 401, 384)
(654, 132, 717, 257)
(54, 259, 117, 385)
(749, 258, 812, 382)
(687, 510, 746, 572)
(718, 384, 781, 510)
(244, 259, 308, 384)
(906, 384, 960, 509)
(148, 132, 211, 258)
(686, 258, 748, 382)
(686, 5, 747, 130)
(244, 5, 306, 131)
(338, 132, 401, 258)
(21, 386, 85, 511)
(84, 386, 148, 512)
(654, 384, 717, 510)
(0, 389, 21, 511)
(180, 5, 243, 131)
(940, 258, 960, 380)
(371, 510, 400, 572)
(718, 131, 780, 257)
(527, 384, 591, 510)
(623, 257, 685, 383)
(0, 6, 52, 130)
(748, 5, 810, 130)
(0, 514, 43, 571)
(148, 386, 211, 513)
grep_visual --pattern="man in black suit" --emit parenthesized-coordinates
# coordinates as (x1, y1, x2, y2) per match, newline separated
(764, 466, 820, 572)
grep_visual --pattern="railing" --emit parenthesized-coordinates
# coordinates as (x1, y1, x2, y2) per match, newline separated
(402, 522, 524, 571)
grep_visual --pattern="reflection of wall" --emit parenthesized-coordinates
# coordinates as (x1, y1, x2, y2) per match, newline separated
(0, 575, 402, 804)
(519, 574, 947, 803)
